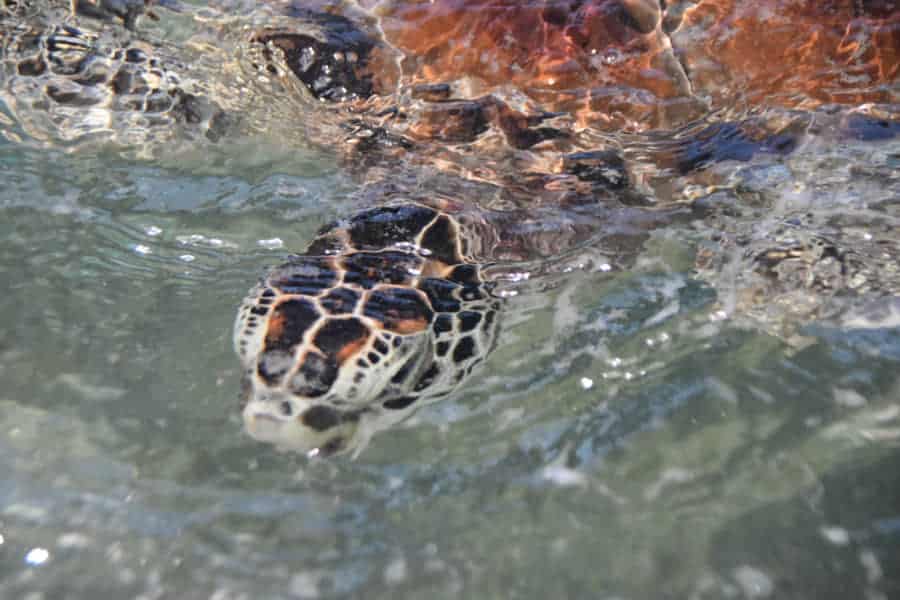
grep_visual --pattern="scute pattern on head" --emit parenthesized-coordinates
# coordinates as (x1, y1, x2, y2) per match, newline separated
(235, 203, 500, 456)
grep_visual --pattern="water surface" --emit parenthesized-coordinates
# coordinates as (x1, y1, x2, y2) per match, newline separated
(0, 3, 899, 599)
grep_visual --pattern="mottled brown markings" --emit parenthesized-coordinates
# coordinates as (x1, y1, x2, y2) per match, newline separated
(460, 286, 484, 301)
(458, 310, 482, 332)
(250, 14, 376, 103)
(363, 287, 434, 334)
(319, 286, 360, 314)
(257, 349, 293, 385)
(346, 205, 438, 250)
(420, 259, 453, 279)
(448, 264, 480, 285)
(335, 336, 369, 365)
(453, 336, 476, 363)
(239, 196, 496, 442)
(410, 82, 452, 101)
(418, 277, 462, 313)
(379, 0, 693, 129)
(290, 351, 338, 397)
(269, 257, 338, 296)
(390, 356, 417, 384)
(264, 298, 319, 353)
(313, 317, 371, 365)
(306, 231, 349, 256)
(408, 99, 489, 143)
(413, 362, 441, 392)
(418, 215, 462, 264)
(341, 251, 422, 289)
(373, 337, 389, 354)
(433, 314, 453, 334)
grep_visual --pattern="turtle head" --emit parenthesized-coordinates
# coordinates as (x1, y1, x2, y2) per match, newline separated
(234, 204, 499, 456)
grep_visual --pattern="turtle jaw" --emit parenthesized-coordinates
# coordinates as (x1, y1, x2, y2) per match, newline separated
(241, 392, 361, 457)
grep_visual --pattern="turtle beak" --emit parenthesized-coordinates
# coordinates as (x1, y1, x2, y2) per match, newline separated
(242, 395, 360, 456)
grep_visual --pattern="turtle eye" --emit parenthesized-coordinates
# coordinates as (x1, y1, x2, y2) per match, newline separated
(279, 401, 293, 416)
(319, 436, 346, 456)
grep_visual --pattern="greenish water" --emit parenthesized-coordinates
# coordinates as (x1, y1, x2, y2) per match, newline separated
(1, 129, 899, 599)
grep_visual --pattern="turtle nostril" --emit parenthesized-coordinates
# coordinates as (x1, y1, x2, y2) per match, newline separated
(280, 401, 293, 416)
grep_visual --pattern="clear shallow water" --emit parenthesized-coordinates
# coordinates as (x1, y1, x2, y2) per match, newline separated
(1, 2, 899, 596)
(1, 132, 899, 599)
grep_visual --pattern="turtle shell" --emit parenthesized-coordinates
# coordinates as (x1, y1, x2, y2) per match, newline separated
(665, 0, 899, 108)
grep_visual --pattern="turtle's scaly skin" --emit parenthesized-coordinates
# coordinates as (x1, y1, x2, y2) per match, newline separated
(373, 0, 696, 129)
(235, 203, 500, 456)
(232, 1, 900, 455)
(1, 1, 899, 455)
(665, 0, 899, 109)
(0, 6, 228, 151)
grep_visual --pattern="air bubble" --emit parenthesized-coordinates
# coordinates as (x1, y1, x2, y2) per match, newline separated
(258, 238, 284, 249)
(25, 548, 49, 566)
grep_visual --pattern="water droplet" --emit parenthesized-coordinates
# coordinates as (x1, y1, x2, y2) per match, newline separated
(384, 556, 408, 585)
(258, 238, 284, 249)
(820, 526, 850, 546)
(541, 465, 588, 487)
(580, 377, 594, 390)
(601, 48, 623, 66)
(25, 547, 49, 566)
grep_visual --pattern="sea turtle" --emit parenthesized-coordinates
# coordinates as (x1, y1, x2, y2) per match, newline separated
(2, 0, 898, 455)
